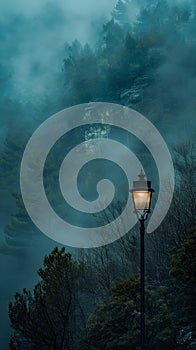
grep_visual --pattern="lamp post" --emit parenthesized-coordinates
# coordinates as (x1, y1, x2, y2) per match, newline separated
(130, 170, 154, 350)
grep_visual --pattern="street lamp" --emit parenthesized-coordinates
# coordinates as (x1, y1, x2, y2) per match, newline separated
(130, 170, 154, 350)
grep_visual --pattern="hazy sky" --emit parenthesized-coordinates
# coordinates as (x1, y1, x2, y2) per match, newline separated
(1, 0, 117, 17)
(0, 0, 117, 43)
(0, 0, 118, 106)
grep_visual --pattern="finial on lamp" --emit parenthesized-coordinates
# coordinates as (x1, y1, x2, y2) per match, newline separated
(138, 169, 145, 181)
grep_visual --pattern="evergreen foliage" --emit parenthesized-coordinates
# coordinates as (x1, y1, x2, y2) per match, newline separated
(81, 276, 176, 349)
(9, 247, 83, 350)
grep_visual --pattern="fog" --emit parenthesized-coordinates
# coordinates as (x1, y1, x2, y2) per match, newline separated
(0, 0, 195, 348)
(0, 0, 117, 108)
(0, 1, 117, 348)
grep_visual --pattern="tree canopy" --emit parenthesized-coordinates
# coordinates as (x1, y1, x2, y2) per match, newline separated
(9, 247, 83, 350)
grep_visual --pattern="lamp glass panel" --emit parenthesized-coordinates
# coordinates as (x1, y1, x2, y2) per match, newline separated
(132, 190, 151, 211)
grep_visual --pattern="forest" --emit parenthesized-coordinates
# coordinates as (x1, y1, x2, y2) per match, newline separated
(0, 0, 195, 349)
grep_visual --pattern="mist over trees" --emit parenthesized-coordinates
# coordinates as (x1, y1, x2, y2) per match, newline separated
(0, 0, 196, 349)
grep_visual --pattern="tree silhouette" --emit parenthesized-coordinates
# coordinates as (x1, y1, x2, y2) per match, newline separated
(9, 247, 83, 350)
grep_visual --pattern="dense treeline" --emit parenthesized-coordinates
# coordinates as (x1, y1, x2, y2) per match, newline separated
(9, 231, 196, 349)
(0, 0, 195, 349)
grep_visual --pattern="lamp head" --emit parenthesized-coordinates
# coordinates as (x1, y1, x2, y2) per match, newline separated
(130, 170, 154, 220)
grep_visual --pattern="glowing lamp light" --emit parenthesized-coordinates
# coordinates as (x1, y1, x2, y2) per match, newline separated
(131, 170, 154, 219)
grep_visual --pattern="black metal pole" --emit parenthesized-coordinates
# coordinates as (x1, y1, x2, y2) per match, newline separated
(140, 218, 145, 350)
